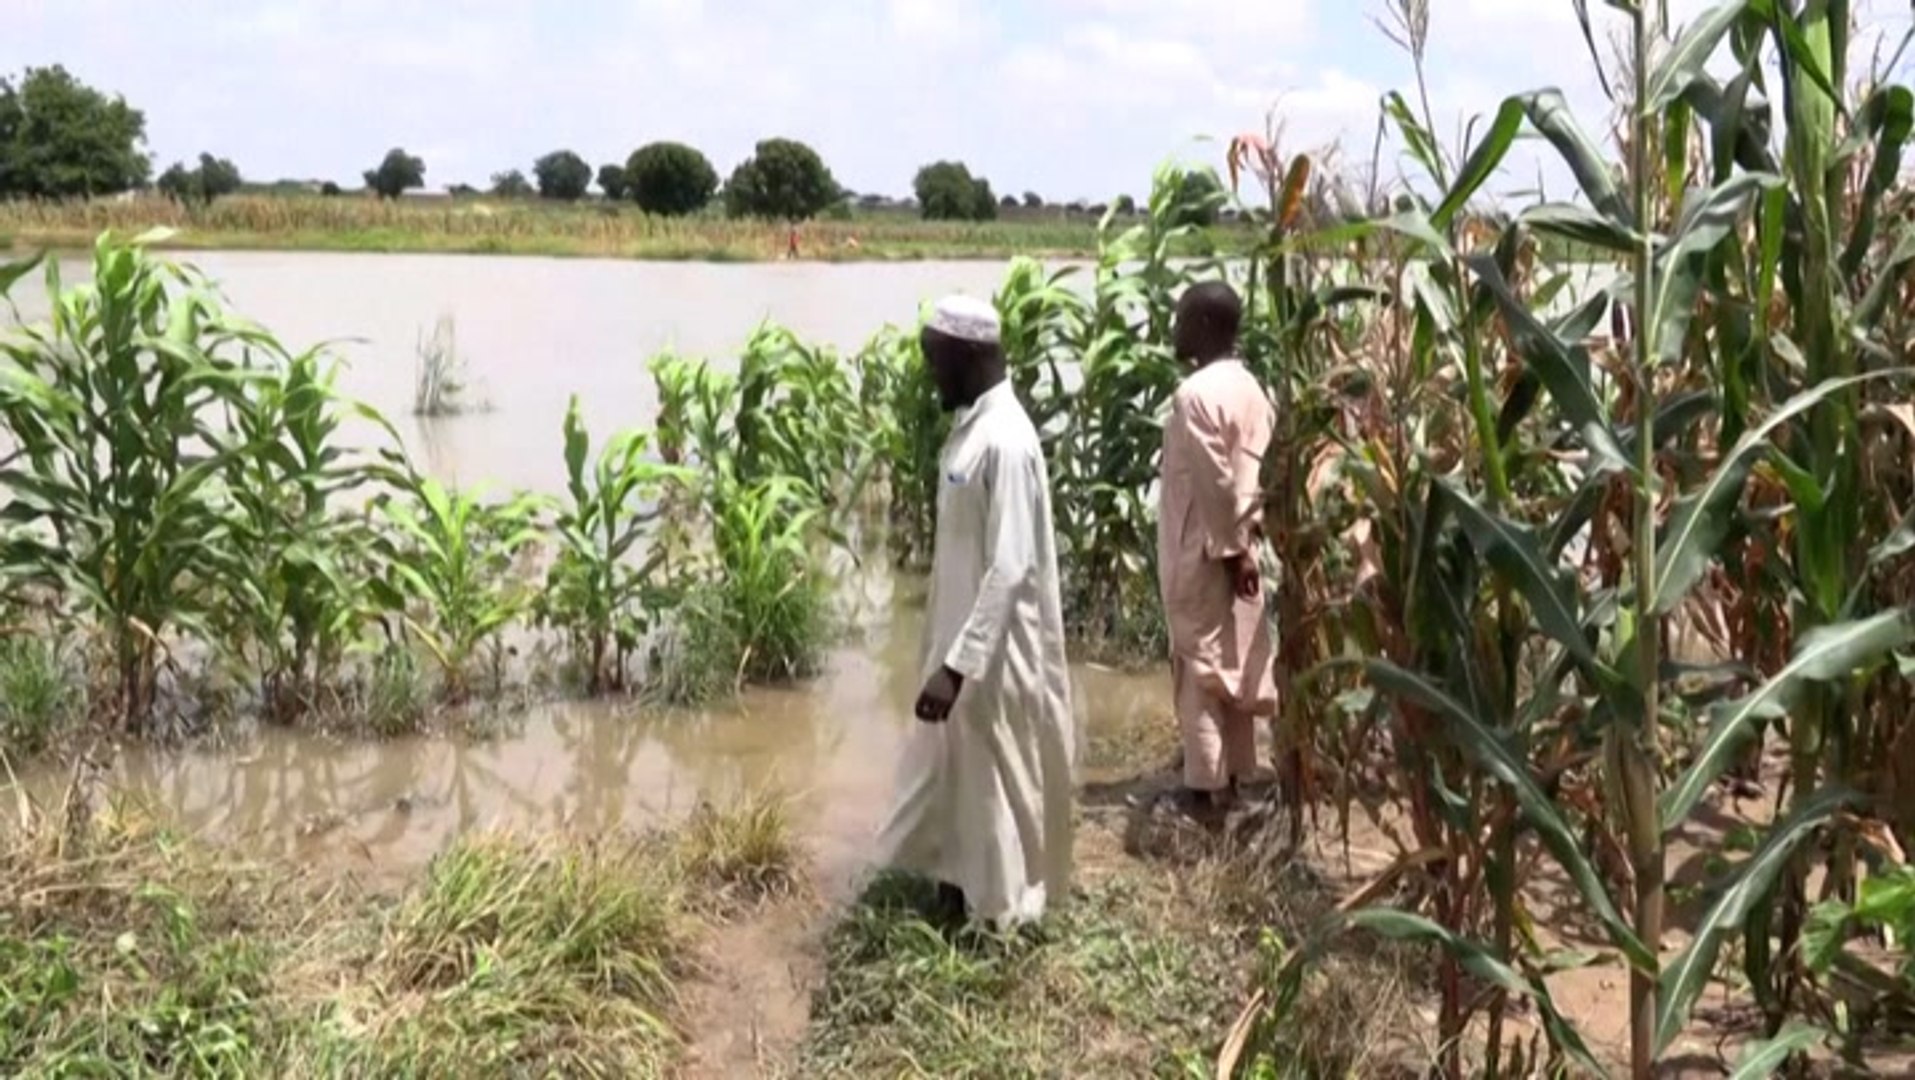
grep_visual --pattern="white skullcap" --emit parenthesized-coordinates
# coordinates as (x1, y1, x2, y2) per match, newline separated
(927, 295, 1001, 346)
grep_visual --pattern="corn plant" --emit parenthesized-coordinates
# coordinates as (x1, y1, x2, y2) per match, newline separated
(0, 236, 267, 731)
(1001, 165, 1222, 658)
(710, 474, 829, 684)
(368, 462, 542, 703)
(538, 395, 685, 694)
(217, 347, 388, 722)
(852, 326, 944, 568)
(733, 325, 871, 507)
(1242, 3, 1915, 1077)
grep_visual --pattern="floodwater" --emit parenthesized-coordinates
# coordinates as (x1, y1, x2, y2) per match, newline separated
(8, 250, 1170, 891)
(28, 251, 1057, 492)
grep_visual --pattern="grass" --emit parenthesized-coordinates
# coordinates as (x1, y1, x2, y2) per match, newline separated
(0, 192, 1252, 262)
(0, 634, 80, 757)
(798, 833, 1425, 1079)
(0, 778, 803, 1078)
(676, 791, 805, 909)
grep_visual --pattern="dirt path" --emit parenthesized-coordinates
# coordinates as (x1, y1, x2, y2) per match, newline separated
(678, 897, 822, 1078)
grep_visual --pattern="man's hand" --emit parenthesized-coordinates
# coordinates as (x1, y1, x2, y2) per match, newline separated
(915, 666, 965, 722)
(1224, 553, 1260, 601)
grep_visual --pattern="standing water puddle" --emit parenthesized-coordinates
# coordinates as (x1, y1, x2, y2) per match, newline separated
(65, 580, 1169, 895)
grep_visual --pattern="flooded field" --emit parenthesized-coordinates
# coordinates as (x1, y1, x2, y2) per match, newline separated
(16, 249, 1169, 892)
(25, 251, 1047, 491)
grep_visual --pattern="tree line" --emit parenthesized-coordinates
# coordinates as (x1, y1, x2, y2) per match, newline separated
(1, 64, 1220, 225)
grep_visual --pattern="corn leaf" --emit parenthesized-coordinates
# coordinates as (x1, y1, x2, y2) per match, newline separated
(1646, 1, 1754, 113)
(1433, 97, 1525, 231)
(1440, 481, 1597, 668)
(1521, 203, 1641, 254)
(1661, 613, 1913, 831)
(1521, 89, 1631, 226)
(1726, 1024, 1825, 1079)
(0, 250, 45, 299)
(1366, 660, 1654, 972)
(1656, 788, 1854, 1052)
(1650, 173, 1781, 369)
(1654, 372, 1896, 615)
(1464, 254, 1629, 472)
(1839, 85, 1913, 277)
(1384, 91, 1446, 187)
(1345, 909, 1606, 1077)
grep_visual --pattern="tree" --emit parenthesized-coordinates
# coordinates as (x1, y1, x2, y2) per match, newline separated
(534, 149, 591, 200)
(319, 181, 342, 197)
(1113, 193, 1137, 215)
(363, 148, 425, 200)
(597, 163, 627, 200)
(1022, 191, 1043, 209)
(156, 152, 242, 206)
(490, 169, 533, 198)
(1173, 169, 1224, 227)
(624, 141, 718, 217)
(913, 160, 997, 222)
(0, 65, 149, 198)
(1000, 195, 1017, 209)
(723, 138, 838, 221)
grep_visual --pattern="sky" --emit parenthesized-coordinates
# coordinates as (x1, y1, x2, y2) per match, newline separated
(5, 1, 1912, 204)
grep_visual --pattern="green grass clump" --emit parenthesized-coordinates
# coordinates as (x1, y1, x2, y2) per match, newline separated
(0, 787, 803, 1078)
(0, 634, 79, 756)
(799, 872, 1241, 1078)
(0, 802, 297, 1078)
(317, 831, 690, 1077)
(676, 791, 803, 907)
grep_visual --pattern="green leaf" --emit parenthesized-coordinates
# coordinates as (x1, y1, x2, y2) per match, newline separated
(1727, 1024, 1824, 1079)
(1521, 89, 1631, 226)
(0, 250, 46, 298)
(1654, 371, 1897, 615)
(1656, 788, 1854, 1052)
(1366, 660, 1654, 972)
(1384, 91, 1446, 187)
(1522, 203, 1640, 254)
(1440, 482, 1597, 668)
(1651, 173, 1782, 369)
(1661, 613, 1915, 831)
(1433, 97, 1525, 231)
(1840, 85, 1913, 277)
(1645, 1, 1754, 113)
(1463, 254, 1630, 472)
(1345, 909, 1606, 1076)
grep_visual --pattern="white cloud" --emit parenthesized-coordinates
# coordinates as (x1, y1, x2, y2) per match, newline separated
(3, 0, 1909, 206)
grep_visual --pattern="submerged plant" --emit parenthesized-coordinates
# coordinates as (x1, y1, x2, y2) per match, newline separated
(369, 465, 541, 703)
(0, 632, 77, 755)
(0, 237, 267, 731)
(539, 396, 684, 694)
(411, 313, 471, 418)
(219, 348, 387, 722)
(711, 476, 831, 685)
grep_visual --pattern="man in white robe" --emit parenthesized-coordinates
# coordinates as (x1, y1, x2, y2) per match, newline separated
(878, 295, 1076, 928)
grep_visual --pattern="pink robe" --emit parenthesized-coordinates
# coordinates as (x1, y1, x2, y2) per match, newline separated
(1157, 358, 1276, 790)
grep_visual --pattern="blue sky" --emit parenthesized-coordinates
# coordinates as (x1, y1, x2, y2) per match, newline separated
(5, 1, 1910, 204)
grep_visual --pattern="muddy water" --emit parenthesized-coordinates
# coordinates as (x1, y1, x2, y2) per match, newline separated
(11, 251, 1168, 890)
(102, 589, 1167, 896)
(33, 251, 1055, 493)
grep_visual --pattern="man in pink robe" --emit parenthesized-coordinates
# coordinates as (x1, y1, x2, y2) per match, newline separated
(1156, 281, 1277, 817)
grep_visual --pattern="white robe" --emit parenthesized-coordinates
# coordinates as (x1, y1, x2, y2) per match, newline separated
(878, 381, 1076, 924)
